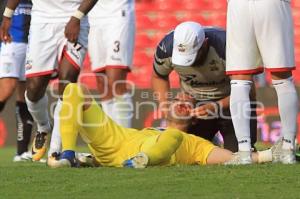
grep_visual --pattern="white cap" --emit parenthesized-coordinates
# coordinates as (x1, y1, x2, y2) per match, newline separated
(172, 21, 205, 66)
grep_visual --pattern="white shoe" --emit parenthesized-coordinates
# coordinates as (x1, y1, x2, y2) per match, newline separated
(224, 151, 252, 165)
(270, 138, 283, 163)
(76, 153, 96, 167)
(47, 152, 70, 168)
(280, 149, 296, 164)
(47, 154, 72, 168)
(13, 151, 32, 162)
(48, 159, 72, 168)
(271, 138, 296, 164)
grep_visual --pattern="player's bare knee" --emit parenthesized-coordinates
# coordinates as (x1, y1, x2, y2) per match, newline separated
(271, 71, 292, 80)
(26, 79, 48, 102)
(229, 74, 253, 81)
(59, 69, 78, 83)
(26, 76, 50, 100)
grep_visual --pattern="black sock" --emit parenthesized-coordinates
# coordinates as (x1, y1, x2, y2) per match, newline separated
(0, 101, 6, 112)
(16, 101, 33, 155)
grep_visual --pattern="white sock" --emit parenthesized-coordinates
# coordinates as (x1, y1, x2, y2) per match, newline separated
(230, 80, 253, 152)
(48, 99, 62, 156)
(257, 149, 272, 163)
(113, 93, 133, 128)
(272, 77, 298, 150)
(25, 92, 51, 133)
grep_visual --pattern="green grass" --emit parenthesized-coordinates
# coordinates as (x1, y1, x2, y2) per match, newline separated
(0, 147, 299, 199)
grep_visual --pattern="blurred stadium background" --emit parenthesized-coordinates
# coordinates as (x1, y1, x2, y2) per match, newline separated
(0, 0, 299, 147)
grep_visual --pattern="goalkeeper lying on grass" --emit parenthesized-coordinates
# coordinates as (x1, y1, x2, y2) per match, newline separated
(48, 83, 279, 168)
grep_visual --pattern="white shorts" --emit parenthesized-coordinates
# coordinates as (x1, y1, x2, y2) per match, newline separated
(0, 42, 27, 81)
(25, 23, 88, 78)
(226, 0, 295, 75)
(88, 16, 135, 72)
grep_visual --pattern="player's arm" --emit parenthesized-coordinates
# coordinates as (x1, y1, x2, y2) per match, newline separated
(65, 0, 99, 42)
(151, 41, 173, 118)
(0, 0, 21, 43)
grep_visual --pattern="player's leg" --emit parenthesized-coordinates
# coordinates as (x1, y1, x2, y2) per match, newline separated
(52, 83, 132, 167)
(177, 133, 271, 165)
(25, 75, 51, 160)
(48, 83, 85, 168)
(226, 0, 263, 164)
(99, 69, 133, 128)
(219, 103, 257, 152)
(255, 0, 297, 164)
(124, 128, 184, 168)
(207, 147, 272, 165)
(25, 23, 60, 161)
(0, 42, 21, 111)
(90, 16, 135, 128)
(15, 81, 33, 160)
(0, 42, 33, 161)
(48, 25, 88, 158)
(14, 43, 34, 160)
(0, 78, 17, 109)
(219, 118, 238, 152)
(271, 71, 298, 163)
(47, 55, 81, 157)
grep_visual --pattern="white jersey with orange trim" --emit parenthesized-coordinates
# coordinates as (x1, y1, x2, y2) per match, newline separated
(88, 0, 135, 26)
(30, 0, 88, 25)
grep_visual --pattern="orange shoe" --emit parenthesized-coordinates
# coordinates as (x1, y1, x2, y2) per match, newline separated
(31, 132, 48, 161)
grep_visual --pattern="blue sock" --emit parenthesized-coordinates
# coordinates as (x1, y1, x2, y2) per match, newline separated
(61, 150, 75, 159)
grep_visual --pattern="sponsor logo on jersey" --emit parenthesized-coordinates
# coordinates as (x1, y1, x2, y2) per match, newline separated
(182, 74, 226, 87)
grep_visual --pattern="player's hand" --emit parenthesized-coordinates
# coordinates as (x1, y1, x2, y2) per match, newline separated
(190, 102, 218, 118)
(65, 17, 80, 43)
(0, 17, 12, 43)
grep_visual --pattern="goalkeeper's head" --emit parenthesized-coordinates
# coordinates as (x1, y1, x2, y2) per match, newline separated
(166, 92, 196, 131)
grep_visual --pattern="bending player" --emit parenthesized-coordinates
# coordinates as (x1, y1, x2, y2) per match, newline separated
(48, 83, 278, 168)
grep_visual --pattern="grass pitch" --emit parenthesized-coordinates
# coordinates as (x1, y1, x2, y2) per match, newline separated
(0, 147, 299, 199)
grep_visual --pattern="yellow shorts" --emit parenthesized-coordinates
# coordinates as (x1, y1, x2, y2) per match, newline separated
(175, 133, 216, 165)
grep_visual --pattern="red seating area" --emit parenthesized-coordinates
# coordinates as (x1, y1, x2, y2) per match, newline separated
(79, 0, 300, 88)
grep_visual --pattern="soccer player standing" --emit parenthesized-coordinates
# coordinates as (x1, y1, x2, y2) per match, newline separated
(0, 0, 33, 161)
(87, 0, 135, 128)
(0, 0, 98, 161)
(226, 0, 298, 164)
